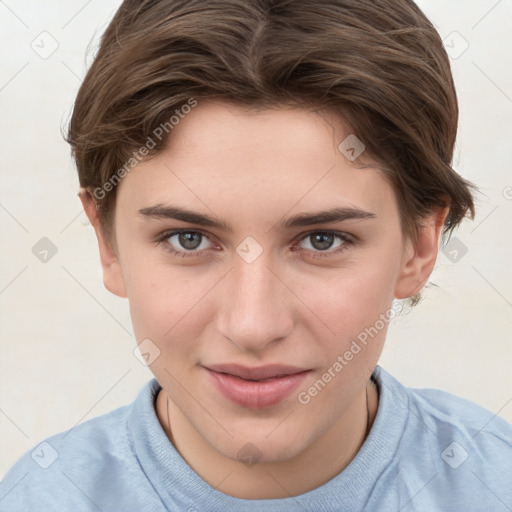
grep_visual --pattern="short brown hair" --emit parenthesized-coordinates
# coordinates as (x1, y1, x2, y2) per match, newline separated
(67, 0, 476, 255)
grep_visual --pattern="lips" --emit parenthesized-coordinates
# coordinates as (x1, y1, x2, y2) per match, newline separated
(204, 363, 311, 408)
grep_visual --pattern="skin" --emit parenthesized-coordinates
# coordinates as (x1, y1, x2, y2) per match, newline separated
(80, 100, 448, 499)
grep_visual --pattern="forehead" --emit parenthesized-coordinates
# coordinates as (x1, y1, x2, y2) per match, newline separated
(116, 101, 398, 225)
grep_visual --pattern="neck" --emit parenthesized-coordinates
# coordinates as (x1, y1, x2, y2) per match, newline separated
(156, 378, 379, 499)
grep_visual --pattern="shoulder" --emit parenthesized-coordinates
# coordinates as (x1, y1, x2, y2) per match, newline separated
(407, 379, 512, 459)
(375, 365, 512, 450)
(0, 379, 163, 511)
(373, 367, 512, 510)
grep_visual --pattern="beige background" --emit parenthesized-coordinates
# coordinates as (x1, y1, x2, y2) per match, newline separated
(1, 0, 511, 478)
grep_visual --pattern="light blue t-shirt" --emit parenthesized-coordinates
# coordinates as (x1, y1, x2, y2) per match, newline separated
(1, 365, 511, 511)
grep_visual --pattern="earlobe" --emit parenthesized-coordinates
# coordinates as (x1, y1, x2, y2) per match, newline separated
(394, 207, 450, 300)
(78, 188, 127, 299)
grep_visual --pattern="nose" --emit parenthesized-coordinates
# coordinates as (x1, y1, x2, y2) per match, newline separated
(215, 250, 294, 353)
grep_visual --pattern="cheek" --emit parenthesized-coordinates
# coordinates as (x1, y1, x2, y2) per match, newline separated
(125, 258, 214, 359)
(126, 272, 203, 389)
(297, 256, 398, 341)
(293, 264, 397, 414)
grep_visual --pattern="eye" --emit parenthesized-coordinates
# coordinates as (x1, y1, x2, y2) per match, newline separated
(294, 231, 354, 258)
(156, 229, 213, 258)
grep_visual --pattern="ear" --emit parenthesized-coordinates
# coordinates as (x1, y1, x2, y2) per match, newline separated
(78, 188, 127, 298)
(394, 206, 450, 299)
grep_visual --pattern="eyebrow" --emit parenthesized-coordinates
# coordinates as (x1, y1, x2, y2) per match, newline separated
(137, 204, 376, 232)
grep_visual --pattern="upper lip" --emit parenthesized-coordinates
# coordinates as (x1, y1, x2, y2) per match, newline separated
(204, 363, 310, 381)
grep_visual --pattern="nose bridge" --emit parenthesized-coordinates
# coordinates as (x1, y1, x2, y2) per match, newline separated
(216, 245, 293, 352)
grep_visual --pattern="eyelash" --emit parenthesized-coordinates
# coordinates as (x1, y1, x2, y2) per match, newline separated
(154, 229, 356, 259)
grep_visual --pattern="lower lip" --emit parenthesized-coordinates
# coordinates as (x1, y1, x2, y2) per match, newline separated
(205, 368, 310, 409)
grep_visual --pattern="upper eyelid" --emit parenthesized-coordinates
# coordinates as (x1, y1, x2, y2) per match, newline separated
(156, 228, 214, 244)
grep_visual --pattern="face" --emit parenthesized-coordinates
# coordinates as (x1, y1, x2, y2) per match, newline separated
(89, 100, 440, 464)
